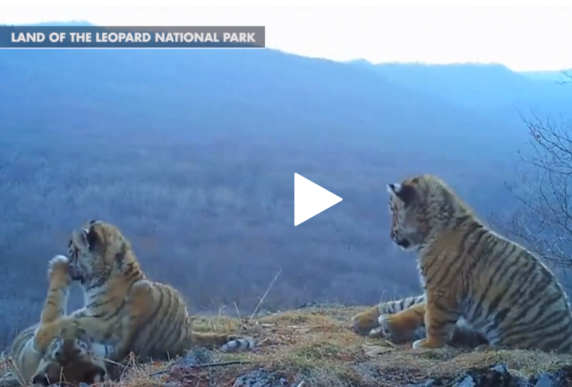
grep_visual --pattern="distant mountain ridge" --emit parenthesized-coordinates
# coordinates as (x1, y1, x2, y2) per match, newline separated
(346, 60, 572, 113)
(0, 27, 557, 208)
(0, 19, 570, 341)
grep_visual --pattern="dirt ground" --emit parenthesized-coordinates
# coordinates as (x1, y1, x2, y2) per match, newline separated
(2, 305, 572, 387)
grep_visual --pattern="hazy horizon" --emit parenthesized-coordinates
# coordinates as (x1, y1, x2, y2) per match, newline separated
(1, 6, 572, 72)
(1, 6, 572, 360)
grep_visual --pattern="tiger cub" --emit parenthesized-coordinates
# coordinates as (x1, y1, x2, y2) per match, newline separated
(0, 256, 110, 387)
(33, 220, 255, 362)
(375, 174, 572, 352)
(354, 174, 572, 353)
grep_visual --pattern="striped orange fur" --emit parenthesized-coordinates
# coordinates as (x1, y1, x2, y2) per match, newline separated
(352, 295, 487, 348)
(0, 256, 110, 387)
(35, 220, 255, 363)
(371, 174, 572, 352)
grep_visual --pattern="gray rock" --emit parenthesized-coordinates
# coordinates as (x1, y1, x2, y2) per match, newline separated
(233, 370, 290, 387)
(490, 364, 509, 375)
(407, 379, 436, 387)
(534, 374, 554, 387)
(177, 347, 213, 367)
(531, 370, 568, 387)
(412, 363, 572, 387)
(454, 375, 476, 387)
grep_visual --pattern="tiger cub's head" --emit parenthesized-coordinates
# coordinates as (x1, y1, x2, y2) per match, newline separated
(386, 174, 466, 251)
(67, 219, 140, 285)
(31, 325, 108, 386)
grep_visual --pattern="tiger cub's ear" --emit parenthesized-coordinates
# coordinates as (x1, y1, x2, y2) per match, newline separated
(72, 226, 100, 250)
(387, 183, 416, 206)
(72, 229, 89, 250)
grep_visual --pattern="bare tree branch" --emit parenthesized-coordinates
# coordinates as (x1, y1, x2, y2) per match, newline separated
(556, 70, 572, 85)
(491, 73, 572, 290)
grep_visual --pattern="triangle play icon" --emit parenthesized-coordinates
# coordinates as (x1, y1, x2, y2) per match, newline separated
(294, 173, 343, 226)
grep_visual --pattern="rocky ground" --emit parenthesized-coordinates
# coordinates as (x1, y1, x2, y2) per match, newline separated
(2, 304, 572, 387)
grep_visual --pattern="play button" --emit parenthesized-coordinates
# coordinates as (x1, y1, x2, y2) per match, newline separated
(294, 173, 343, 226)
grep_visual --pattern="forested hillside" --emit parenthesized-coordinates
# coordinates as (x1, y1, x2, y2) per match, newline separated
(0, 39, 568, 347)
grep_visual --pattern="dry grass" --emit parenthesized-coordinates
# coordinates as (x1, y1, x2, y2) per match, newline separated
(2, 305, 572, 387)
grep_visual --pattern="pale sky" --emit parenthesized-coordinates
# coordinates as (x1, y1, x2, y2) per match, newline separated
(1, 6, 572, 72)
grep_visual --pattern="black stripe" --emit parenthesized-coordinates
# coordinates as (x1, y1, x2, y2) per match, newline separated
(87, 277, 108, 291)
(134, 284, 164, 354)
(150, 288, 171, 352)
(472, 250, 515, 319)
(527, 318, 572, 351)
(453, 214, 472, 229)
(503, 308, 570, 339)
(101, 299, 126, 321)
(435, 251, 463, 290)
(464, 223, 487, 257)
(505, 262, 537, 307)
(509, 273, 553, 322)
(529, 292, 568, 325)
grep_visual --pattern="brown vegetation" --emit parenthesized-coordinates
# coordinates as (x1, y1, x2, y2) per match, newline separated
(3, 305, 571, 387)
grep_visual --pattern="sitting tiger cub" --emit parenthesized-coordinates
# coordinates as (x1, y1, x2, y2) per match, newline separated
(355, 174, 572, 353)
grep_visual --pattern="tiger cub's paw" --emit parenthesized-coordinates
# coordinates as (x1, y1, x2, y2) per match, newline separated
(373, 314, 427, 344)
(48, 255, 72, 285)
(368, 314, 395, 339)
(351, 307, 380, 336)
(412, 338, 446, 350)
